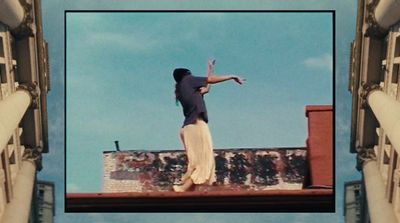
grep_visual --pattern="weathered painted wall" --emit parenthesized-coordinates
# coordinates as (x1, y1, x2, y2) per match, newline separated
(103, 148, 307, 192)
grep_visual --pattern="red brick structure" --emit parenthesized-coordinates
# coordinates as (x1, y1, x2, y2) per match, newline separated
(305, 105, 333, 187)
(66, 105, 333, 212)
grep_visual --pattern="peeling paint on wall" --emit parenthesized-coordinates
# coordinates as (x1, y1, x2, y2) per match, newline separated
(103, 148, 307, 192)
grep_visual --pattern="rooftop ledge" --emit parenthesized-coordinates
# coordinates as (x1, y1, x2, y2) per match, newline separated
(66, 189, 333, 212)
(66, 147, 334, 212)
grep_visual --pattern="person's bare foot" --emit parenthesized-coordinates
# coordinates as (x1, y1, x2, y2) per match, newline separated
(173, 178, 193, 192)
(173, 185, 186, 192)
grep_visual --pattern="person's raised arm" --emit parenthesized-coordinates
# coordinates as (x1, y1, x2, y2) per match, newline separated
(208, 74, 245, 85)
(199, 59, 215, 94)
(206, 59, 245, 85)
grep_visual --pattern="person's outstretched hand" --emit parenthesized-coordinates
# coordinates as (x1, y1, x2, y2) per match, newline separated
(232, 75, 246, 85)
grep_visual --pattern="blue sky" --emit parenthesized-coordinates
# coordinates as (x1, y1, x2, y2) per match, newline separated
(38, 0, 356, 223)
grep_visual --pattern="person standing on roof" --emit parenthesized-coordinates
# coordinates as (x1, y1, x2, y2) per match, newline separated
(172, 59, 244, 192)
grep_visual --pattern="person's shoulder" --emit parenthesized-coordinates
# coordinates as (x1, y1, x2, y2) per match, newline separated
(191, 75, 207, 81)
(180, 75, 191, 83)
(182, 75, 206, 87)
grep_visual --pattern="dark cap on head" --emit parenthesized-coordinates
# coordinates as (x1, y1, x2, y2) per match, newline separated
(173, 68, 191, 83)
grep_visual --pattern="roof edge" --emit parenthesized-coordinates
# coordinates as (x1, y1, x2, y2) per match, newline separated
(102, 147, 308, 154)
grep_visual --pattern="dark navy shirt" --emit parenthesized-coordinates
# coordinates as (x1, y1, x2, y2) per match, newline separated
(176, 75, 208, 127)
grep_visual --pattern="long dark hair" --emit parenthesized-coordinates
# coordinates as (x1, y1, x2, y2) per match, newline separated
(173, 68, 191, 105)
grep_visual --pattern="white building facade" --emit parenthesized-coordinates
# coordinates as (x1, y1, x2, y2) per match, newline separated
(0, 0, 50, 222)
(349, 0, 400, 222)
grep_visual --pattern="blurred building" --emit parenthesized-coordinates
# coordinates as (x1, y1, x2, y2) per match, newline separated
(0, 0, 51, 222)
(29, 181, 55, 223)
(67, 105, 333, 212)
(32, 181, 55, 223)
(348, 0, 400, 222)
(344, 181, 369, 223)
